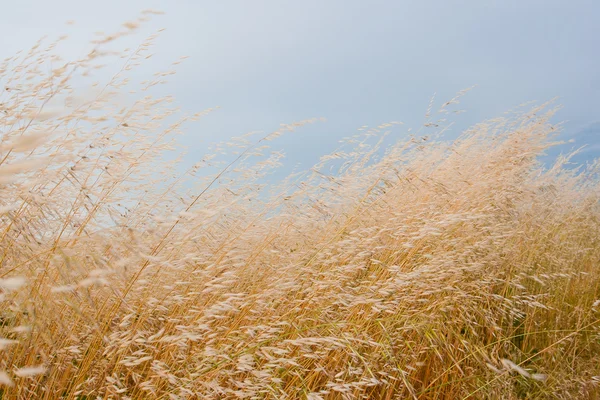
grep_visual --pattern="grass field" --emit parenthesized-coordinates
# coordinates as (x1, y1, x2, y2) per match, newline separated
(1, 19, 599, 399)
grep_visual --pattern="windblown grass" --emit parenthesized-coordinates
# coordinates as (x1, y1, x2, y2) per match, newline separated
(1, 17, 599, 400)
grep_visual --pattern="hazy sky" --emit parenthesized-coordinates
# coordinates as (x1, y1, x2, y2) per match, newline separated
(1, 0, 599, 171)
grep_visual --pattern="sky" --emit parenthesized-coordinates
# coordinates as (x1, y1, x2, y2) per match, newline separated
(1, 0, 599, 173)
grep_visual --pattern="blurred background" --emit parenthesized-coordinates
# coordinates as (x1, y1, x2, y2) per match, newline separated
(1, 0, 598, 174)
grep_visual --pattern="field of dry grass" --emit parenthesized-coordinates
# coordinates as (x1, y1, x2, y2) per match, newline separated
(1, 18, 599, 400)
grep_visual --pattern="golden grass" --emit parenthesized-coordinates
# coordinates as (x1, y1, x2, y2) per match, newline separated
(1, 18, 599, 400)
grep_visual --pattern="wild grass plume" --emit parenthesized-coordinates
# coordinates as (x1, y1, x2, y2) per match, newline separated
(1, 17, 599, 400)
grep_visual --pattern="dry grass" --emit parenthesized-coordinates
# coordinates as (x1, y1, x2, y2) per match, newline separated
(1, 18, 600, 400)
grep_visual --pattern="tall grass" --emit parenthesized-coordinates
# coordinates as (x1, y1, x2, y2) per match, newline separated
(1, 18, 599, 400)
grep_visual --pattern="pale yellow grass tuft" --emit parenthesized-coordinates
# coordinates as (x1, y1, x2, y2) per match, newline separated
(0, 13, 599, 400)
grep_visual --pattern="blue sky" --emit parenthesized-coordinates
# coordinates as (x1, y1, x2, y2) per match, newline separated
(1, 0, 599, 172)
